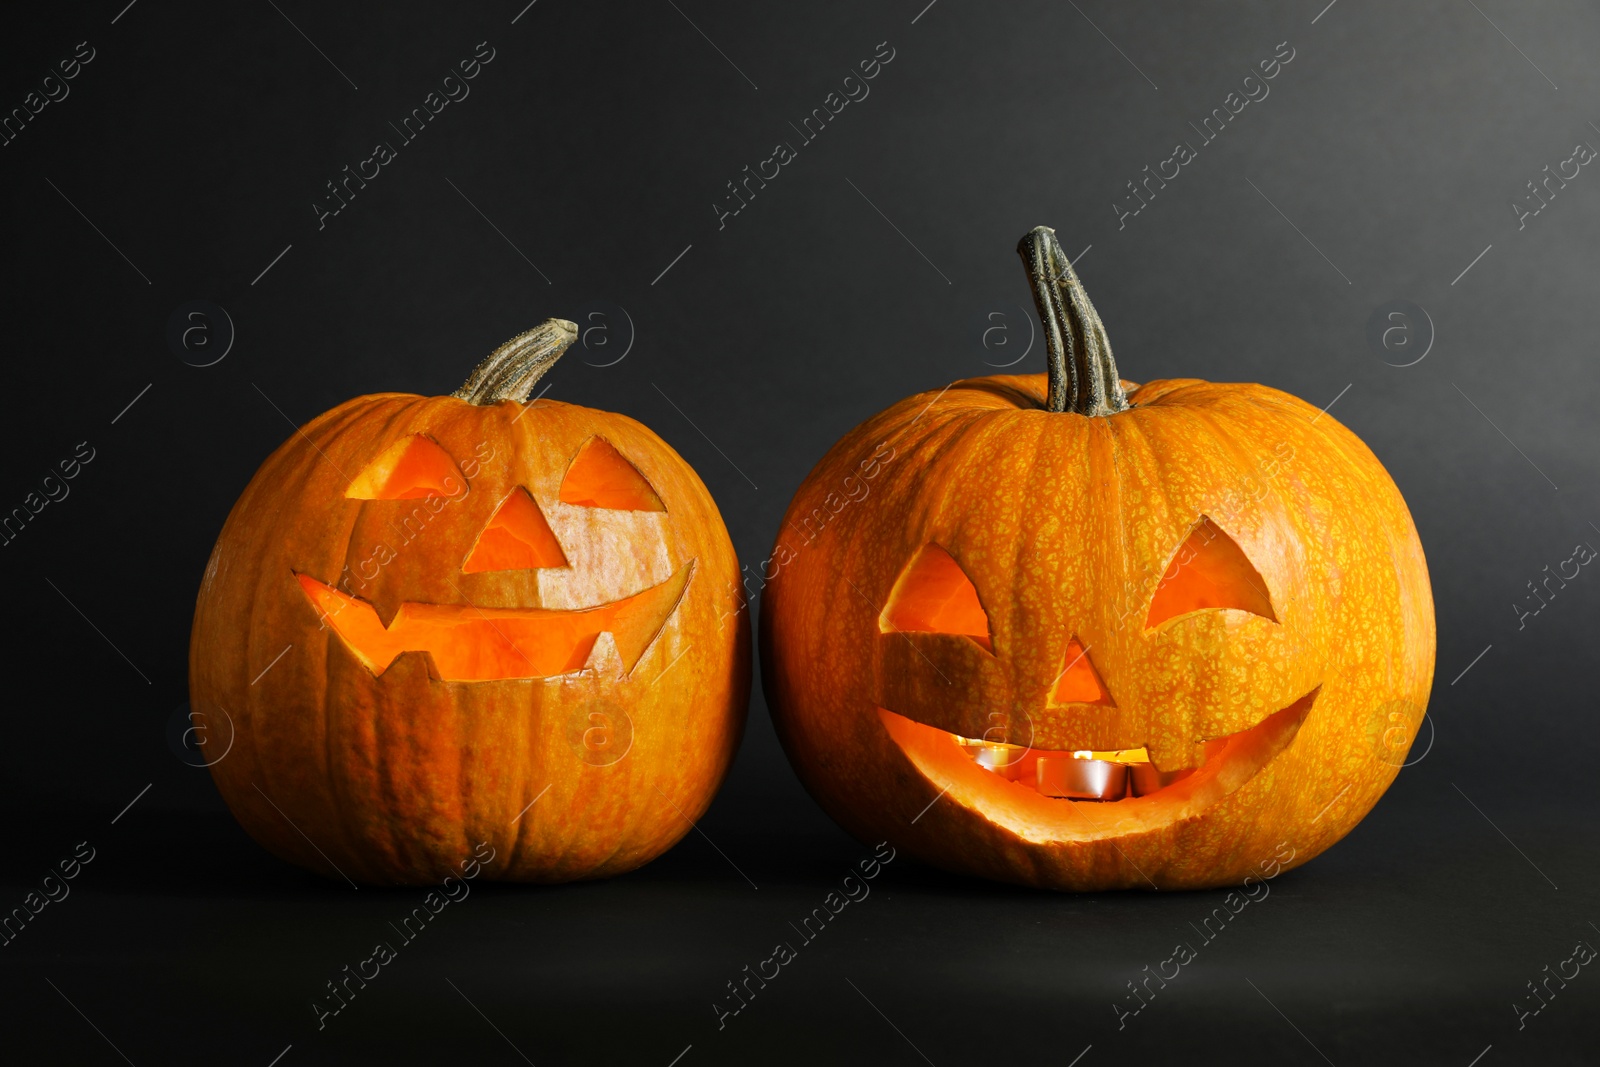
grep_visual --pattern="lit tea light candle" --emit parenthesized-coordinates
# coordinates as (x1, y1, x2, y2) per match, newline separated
(1037, 754, 1127, 800)
(956, 733, 1200, 799)
(958, 738, 1035, 781)
(1129, 763, 1192, 796)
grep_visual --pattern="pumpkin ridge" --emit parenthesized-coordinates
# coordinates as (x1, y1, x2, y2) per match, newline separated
(214, 394, 409, 877)
(298, 395, 425, 875)
(343, 394, 471, 874)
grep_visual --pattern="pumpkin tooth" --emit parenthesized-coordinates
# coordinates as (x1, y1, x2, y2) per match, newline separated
(1128, 763, 1195, 796)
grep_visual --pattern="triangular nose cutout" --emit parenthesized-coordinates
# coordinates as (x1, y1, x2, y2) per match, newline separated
(1049, 636, 1114, 706)
(462, 487, 568, 572)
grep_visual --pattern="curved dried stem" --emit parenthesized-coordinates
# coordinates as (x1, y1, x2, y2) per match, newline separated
(453, 318, 579, 405)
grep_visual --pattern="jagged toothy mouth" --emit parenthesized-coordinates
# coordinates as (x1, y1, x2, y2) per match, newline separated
(877, 688, 1317, 838)
(297, 563, 693, 682)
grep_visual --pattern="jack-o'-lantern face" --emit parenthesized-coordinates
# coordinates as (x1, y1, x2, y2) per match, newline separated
(873, 518, 1318, 827)
(298, 433, 692, 682)
(759, 229, 1434, 891)
(191, 320, 750, 886)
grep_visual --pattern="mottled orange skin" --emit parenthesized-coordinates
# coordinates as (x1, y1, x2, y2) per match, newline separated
(192, 393, 749, 885)
(761, 374, 1434, 890)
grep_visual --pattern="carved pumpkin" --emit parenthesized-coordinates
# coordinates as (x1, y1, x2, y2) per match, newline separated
(761, 228, 1435, 890)
(191, 321, 749, 884)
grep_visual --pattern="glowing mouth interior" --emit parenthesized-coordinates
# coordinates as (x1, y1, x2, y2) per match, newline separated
(878, 689, 1317, 838)
(954, 737, 1231, 801)
(297, 563, 692, 681)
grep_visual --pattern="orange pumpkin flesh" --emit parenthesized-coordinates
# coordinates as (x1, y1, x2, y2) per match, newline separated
(190, 321, 749, 885)
(460, 487, 570, 572)
(760, 228, 1434, 890)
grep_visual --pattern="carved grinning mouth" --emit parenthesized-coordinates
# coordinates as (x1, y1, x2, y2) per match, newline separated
(877, 688, 1317, 837)
(298, 563, 692, 682)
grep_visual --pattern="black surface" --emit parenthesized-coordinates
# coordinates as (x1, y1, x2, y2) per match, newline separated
(3, 1, 1598, 1063)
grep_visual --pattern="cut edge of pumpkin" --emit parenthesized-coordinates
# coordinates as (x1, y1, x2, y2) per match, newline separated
(461, 486, 568, 573)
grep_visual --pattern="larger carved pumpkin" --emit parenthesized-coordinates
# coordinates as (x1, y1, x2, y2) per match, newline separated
(761, 228, 1435, 890)
(191, 320, 749, 884)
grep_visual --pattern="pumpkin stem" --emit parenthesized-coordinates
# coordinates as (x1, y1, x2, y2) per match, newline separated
(1017, 226, 1128, 416)
(452, 318, 579, 405)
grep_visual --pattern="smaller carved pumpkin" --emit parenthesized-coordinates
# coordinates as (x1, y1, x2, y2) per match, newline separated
(761, 228, 1435, 891)
(191, 321, 749, 884)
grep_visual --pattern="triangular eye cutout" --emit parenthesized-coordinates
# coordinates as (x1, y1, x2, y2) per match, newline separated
(346, 435, 464, 500)
(462, 488, 568, 573)
(1049, 636, 1115, 706)
(879, 543, 993, 651)
(1145, 516, 1277, 628)
(559, 438, 665, 511)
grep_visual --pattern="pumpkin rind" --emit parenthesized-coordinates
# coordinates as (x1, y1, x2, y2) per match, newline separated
(761, 369, 1434, 891)
(192, 372, 749, 884)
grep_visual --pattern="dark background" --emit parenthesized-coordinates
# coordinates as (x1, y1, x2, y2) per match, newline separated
(3, 1, 1597, 1063)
